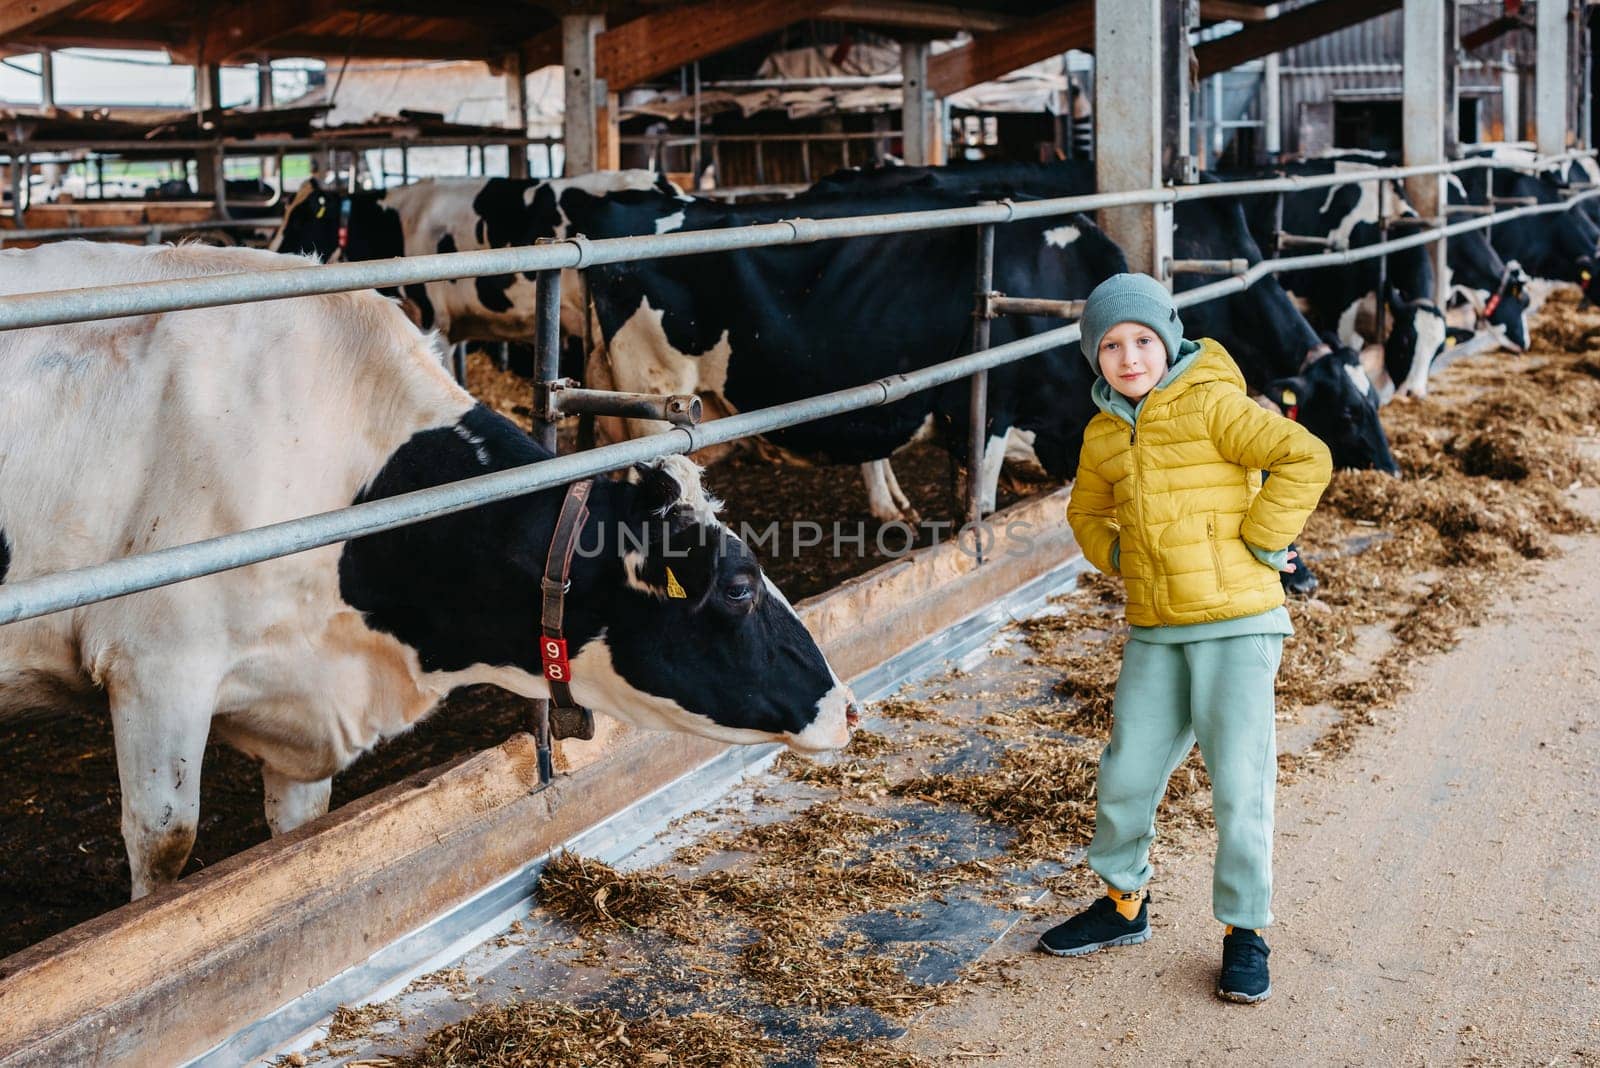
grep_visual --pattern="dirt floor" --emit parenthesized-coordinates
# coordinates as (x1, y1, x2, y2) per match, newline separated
(902, 516, 1600, 1066)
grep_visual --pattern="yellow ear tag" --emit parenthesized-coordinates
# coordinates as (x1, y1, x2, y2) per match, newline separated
(665, 567, 688, 599)
(1280, 389, 1297, 406)
(1446, 334, 1457, 348)
(315, 204, 326, 219)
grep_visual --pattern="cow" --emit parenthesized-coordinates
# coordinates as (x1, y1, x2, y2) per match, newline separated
(812, 160, 1397, 472)
(0, 241, 854, 900)
(269, 171, 683, 354)
(1225, 160, 1454, 399)
(1455, 147, 1600, 312)
(561, 183, 1128, 522)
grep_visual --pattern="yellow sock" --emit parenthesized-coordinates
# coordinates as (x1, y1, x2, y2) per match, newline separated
(1224, 925, 1263, 936)
(1106, 885, 1143, 920)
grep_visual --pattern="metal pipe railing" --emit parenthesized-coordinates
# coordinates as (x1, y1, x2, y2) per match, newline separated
(0, 149, 1593, 625)
(0, 218, 269, 247)
(0, 150, 1591, 335)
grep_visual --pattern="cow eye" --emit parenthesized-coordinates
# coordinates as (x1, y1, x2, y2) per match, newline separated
(724, 580, 755, 605)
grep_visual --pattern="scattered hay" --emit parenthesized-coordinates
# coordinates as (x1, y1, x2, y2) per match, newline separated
(396, 1002, 774, 1068)
(874, 697, 945, 721)
(537, 852, 703, 936)
(736, 919, 947, 1017)
(892, 737, 1099, 861)
(323, 1003, 400, 1047)
(728, 801, 900, 857)
(774, 751, 892, 794)
(464, 350, 534, 431)
(842, 728, 897, 758)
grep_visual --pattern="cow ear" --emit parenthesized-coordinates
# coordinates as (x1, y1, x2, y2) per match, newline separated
(626, 461, 683, 518)
(1269, 375, 1311, 410)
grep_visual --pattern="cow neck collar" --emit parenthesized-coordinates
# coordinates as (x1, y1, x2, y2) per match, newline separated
(539, 480, 595, 751)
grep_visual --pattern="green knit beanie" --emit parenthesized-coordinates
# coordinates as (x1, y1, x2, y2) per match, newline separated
(1079, 272, 1184, 370)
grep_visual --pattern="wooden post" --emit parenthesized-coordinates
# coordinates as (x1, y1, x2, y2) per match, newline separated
(504, 51, 529, 178)
(563, 14, 604, 175)
(38, 49, 55, 117)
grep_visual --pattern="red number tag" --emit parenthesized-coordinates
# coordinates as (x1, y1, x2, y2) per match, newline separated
(541, 636, 571, 683)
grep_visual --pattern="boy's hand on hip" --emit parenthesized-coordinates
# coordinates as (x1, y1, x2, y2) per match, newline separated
(1281, 549, 1298, 574)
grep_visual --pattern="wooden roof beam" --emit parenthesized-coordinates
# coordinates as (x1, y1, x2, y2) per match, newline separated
(819, 0, 1018, 35)
(927, 0, 1092, 98)
(1198, 0, 1273, 23)
(266, 33, 496, 61)
(521, 0, 830, 92)
(189, 0, 355, 65)
(0, 0, 96, 40)
(1194, 0, 1401, 77)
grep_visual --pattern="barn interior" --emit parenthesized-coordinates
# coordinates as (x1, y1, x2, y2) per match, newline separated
(0, 1, 1597, 1066)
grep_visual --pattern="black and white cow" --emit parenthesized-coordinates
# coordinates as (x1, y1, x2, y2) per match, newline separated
(562, 183, 1128, 521)
(1456, 146, 1600, 310)
(0, 241, 853, 899)
(814, 160, 1398, 473)
(1230, 160, 1453, 399)
(270, 172, 682, 350)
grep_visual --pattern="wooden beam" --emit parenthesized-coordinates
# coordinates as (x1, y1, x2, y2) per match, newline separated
(1199, 0, 1273, 23)
(12, 19, 186, 53)
(0, 0, 95, 40)
(595, 0, 832, 93)
(1194, 0, 1402, 77)
(194, 0, 351, 65)
(265, 33, 495, 61)
(820, 0, 1018, 35)
(928, 0, 1093, 98)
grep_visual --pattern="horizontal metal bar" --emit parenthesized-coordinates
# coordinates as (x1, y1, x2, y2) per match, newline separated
(0, 218, 268, 245)
(0, 150, 1591, 335)
(1491, 196, 1540, 206)
(1167, 257, 1250, 275)
(0, 135, 563, 159)
(0, 321, 1081, 626)
(551, 387, 702, 425)
(987, 295, 1085, 319)
(0, 154, 1595, 625)
(1278, 233, 1339, 250)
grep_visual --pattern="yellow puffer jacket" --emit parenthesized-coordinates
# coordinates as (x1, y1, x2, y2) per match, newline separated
(1067, 338, 1333, 627)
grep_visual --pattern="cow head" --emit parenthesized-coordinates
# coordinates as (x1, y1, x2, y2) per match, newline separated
(1383, 287, 1448, 398)
(1268, 345, 1398, 474)
(269, 179, 403, 265)
(1484, 261, 1531, 351)
(568, 456, 856, 752)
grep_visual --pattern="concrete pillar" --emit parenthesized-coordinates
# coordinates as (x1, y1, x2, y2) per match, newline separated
(504, 52, 529, 178)
(562, 14, 605, 176)
(1537, 0, 1571, 155)
(901, 39, 933, 166)
(1095, 0, 1174, 280)
(1402, 0, 1448, 309)
(1501, 49, 1519, 142)
(256, 59, 273, 109)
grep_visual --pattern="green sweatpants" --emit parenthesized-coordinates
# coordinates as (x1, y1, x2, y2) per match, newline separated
(1086, 632, 1282, 929)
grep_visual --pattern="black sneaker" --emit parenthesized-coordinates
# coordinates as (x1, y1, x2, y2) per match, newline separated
(1037, 894, 1151, 957)
(1217, 928, 1272, 1003)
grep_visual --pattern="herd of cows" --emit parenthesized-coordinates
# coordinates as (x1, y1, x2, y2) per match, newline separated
(0, 146, 1593, 903)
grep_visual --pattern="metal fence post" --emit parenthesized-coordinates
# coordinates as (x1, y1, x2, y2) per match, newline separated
(968, 222, 995, 560)
(530, 265, 564, 784)
(1376, 179, 1389, 349)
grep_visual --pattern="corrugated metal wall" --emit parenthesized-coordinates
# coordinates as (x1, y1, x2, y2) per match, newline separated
(1272, 1, 1538, 157)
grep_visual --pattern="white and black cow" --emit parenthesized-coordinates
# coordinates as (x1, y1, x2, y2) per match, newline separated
(814, 161, 1398, 474)
(0, 241, 853, 899)
(562, 182, 1129, 521)
(269, 172, 683, 357)
(1231, 161, 1454, 399)
(1456, 147, 1600, 312)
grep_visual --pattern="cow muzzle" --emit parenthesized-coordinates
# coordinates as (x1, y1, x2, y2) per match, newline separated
(786, 682, 857, 752)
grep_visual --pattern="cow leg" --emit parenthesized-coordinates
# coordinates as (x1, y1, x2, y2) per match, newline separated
(976, 432, 1008, 516)
(861, 461, 906, 523)
(880, 461, 920, 526)
(110, 686, 210, 900)
(262, 766, 333, 837)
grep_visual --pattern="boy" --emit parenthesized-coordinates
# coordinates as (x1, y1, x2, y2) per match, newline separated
(1042, 273, 1332, 1004)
